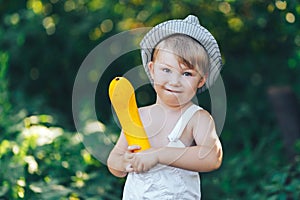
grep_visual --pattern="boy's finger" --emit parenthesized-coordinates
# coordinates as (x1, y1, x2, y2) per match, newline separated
(125, 164, 133, 172)
(124, 152, 134, 159)
(128, 145, 141, 151)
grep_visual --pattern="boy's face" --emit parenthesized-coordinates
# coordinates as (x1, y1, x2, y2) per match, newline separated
(148, 50, 206, 107)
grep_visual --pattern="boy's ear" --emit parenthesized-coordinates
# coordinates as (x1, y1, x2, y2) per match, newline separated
(197, 75, 207, 88)
(148, 61, 155, 79)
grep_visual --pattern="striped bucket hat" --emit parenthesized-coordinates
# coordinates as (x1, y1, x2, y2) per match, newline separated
(140, 15, 222, 93)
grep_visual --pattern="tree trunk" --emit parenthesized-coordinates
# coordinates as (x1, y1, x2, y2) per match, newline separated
(267, 86, 300, 161)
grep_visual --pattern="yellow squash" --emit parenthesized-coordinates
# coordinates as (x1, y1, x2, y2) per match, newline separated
(109, 77, 151, 152)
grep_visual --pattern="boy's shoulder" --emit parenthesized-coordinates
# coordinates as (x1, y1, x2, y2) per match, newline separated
(191, 106, 215, 125)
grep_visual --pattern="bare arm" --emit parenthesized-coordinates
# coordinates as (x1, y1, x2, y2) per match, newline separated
(107, 132, 133, 177)
(131, 110, 223, 173)
(156, 139, 222, 172)
(132, 140, 222, 173)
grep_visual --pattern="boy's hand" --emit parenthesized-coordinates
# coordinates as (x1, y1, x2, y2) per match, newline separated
(130, 148, 159, 173)
(124, 145, 141, 173)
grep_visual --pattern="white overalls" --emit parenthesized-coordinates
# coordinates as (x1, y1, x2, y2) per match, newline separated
(123, 104, 202, 200)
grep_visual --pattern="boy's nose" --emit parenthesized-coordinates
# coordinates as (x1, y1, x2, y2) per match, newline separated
(169, 73, 181, 86)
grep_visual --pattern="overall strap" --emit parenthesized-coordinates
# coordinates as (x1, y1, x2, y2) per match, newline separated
(168, 105, 202, 142)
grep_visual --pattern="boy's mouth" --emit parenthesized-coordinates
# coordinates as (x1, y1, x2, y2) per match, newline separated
(165, 88, 182, 93)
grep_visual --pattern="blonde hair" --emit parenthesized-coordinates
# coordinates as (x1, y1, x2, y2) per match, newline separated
(151, 34, 210, 76)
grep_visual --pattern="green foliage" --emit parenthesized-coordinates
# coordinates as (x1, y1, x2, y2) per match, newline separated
(1, 0, 300, 199)
(0, 51, 12, 133)
(260, 159, 300, 199)
(0, 112, 123, 199)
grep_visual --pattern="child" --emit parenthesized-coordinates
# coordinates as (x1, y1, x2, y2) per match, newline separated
(107, 15, 223, 199)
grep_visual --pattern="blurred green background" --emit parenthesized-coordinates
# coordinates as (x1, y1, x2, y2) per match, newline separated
(1, 0, 300, 199)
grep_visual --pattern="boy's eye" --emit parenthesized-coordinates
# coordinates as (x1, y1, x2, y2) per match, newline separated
(162, 68, 171, 73)
(182, 71, 192, 76)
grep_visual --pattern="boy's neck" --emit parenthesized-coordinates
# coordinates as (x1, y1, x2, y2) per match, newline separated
(155, 98, 193, 113)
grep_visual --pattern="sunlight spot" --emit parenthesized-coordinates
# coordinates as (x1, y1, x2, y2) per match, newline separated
(27, 0, 44, 14)
(75, 180, 85, 188)
(275, 0, 287, 10)
(81, 149, 92, 163)
(218, 2, 231, 14)
(97, 187, 105, 194)
(131, 0, 143, 5)
(64, 0, 76, 12)
(101, 19, 114, 33)
(228, 17, 243, 32)
(267, 4, 275, 12)
(110, 134, 118, 143)
(84, 121, 106, 134)
(69, 196, 80, 200)
(17, 179, 26, 187)
(53, 153, 61, 161)
(39, 114, 54, 123)
(24, 156, 38, 174)
(28, 115, 39, 124)
(114, 3, 125, 14)
(72, 134, 82, 145)
(62, 161, 70, 168)
(22, 125, 63, 146)
(89, 27, 102, 41)
(12, 144, 20, 154)
(71, 171, 89, 188)
(0, 140, 11, 156)
(285, 12, 295, 23)
(10, 13, 20, 25)
(76, 171, 89, 180)
(117, 18, 135, 30)
(37, 150, 45, 159)
(76, 171, 83, 177)
(137, 10, 150, 21)
(88, 0, 105, 11)
(43, 16, 56, 35)
(17, 187, 25, 198)
(29, 184, 43, 193)
(44, 176, 51, 183)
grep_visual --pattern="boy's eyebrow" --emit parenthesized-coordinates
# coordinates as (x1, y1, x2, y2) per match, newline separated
(156, 62, 198, 72)
(155, 62, 172, 68)
(179, 63, 194, 71)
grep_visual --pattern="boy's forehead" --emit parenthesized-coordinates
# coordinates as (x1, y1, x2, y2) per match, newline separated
(155, 49, 183, 64)
(156, 48, 175, 56)
(155, 47, 184, 60)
